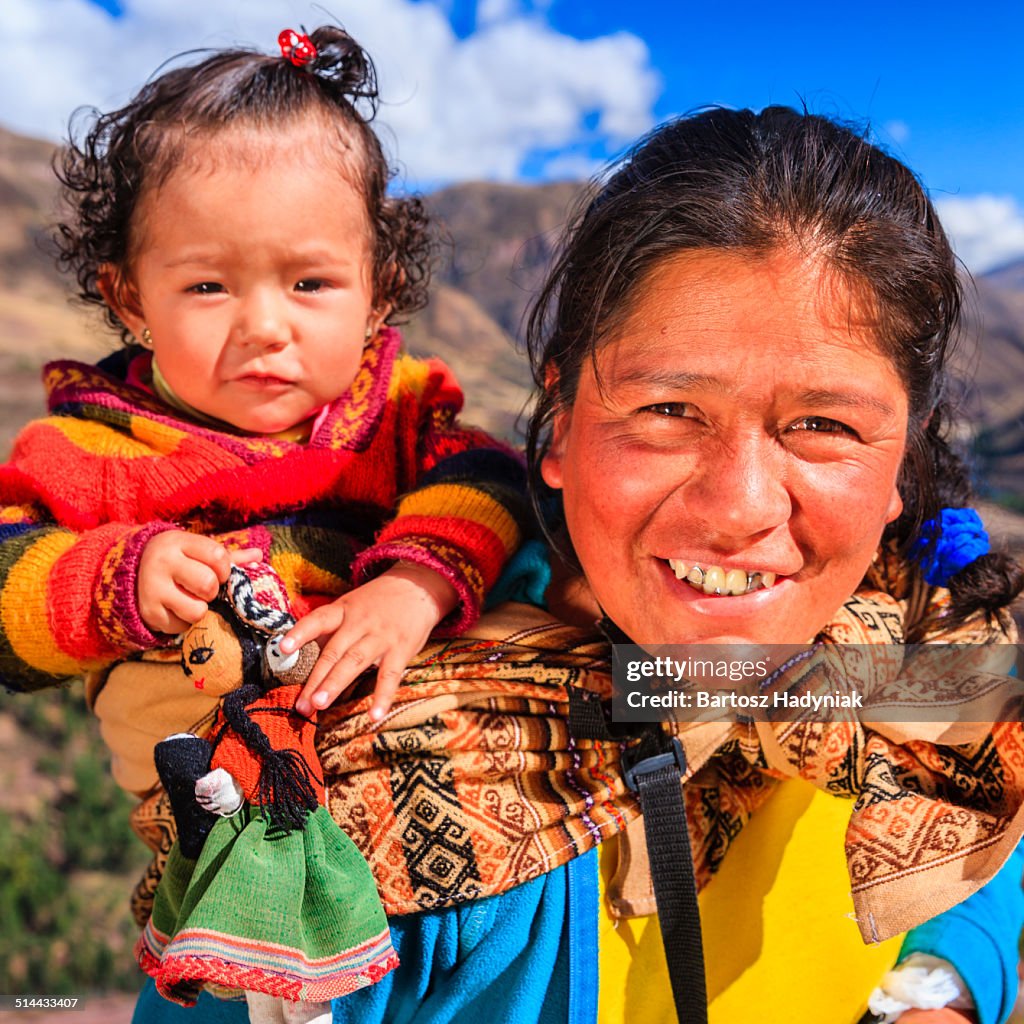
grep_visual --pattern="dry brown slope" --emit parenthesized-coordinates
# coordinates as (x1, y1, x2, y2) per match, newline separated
(426, 179, 582, 342)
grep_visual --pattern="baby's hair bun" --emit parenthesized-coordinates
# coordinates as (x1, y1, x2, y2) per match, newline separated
(307, 25, 379, 114)
(56, 19, 434, 337)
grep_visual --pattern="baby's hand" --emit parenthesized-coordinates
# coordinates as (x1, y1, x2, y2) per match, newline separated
(286, 563, 458, 722)
(137, 530, 262, 634)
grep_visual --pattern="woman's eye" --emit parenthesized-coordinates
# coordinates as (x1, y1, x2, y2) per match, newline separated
(642, 402, 693, 418)
(295, 278, 327, 293)
(187, 282, 225, 295)
(788, 416, 855, 435)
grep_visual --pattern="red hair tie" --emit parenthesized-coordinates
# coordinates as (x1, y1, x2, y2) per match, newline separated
(278, 28, 317, 68)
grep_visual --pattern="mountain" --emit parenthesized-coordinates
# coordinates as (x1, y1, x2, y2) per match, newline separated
(404, 180, 582, 436)
(956, 261, 1024, 504)
(0, 126, 111, 354)
(428, 179, 582, 341)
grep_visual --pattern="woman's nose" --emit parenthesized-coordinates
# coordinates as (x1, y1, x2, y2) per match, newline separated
(683, 432, 792, 545)
(236, 289, 290, 350)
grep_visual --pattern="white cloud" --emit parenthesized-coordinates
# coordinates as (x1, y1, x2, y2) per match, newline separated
(935, 195, 1024, 274)
(477, 0, 521, 25)
(538, 152, 603, 182)
(882, 119, 909, 145)
(0, 0, 659, 187)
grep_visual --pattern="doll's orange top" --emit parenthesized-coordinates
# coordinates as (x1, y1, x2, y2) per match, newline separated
(210, 682, 326, 806)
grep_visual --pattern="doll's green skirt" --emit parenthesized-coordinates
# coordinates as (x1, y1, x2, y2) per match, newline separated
(136, 803, 397, 1006)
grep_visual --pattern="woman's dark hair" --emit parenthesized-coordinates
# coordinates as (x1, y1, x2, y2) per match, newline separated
(526, 105, 1021, 631)
(55, 25, 433, 338)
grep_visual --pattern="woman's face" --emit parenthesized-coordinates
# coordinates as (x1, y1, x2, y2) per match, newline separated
(541, 250, 908, 644)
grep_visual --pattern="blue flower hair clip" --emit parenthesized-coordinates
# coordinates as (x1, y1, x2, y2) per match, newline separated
(911, 507, 990, 587)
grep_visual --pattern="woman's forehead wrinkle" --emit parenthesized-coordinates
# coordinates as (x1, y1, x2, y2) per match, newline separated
(630, 263, 885, 361)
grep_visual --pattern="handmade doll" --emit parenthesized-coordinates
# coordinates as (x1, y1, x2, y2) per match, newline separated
(136, 562, 397, 1024)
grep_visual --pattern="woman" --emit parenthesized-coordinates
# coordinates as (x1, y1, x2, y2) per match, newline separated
(143, 108, 1024, 1023)
(520, 105, 1024, 1024)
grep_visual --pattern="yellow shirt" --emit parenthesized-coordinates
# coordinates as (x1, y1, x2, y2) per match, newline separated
(599, 778, 902, 1023)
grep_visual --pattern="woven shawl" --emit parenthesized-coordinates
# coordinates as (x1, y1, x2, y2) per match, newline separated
(312, 549, 1024, 944)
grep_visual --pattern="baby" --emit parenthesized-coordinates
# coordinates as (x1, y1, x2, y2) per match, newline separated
(0, 23, 525, 1022)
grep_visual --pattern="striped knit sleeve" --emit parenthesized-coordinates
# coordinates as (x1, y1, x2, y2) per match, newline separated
(351, 360, 529, 634)
(0, 503, 178, 691)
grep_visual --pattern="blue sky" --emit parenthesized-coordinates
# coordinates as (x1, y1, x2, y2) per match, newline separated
(402, 0, 1024, 199)
(528, 0, 1024, 204)
(4, 0, 1023, 269)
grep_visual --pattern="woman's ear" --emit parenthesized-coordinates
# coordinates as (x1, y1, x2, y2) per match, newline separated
(540, 411, 569, 490)
(97, 263, 145, 337)
(540, 364, 568, 490)
(885, 484, 903, 525)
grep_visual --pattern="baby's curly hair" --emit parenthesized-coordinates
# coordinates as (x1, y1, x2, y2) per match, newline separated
(55, 25, 433, 342)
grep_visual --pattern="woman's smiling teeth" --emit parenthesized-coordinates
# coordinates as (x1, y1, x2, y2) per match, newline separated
(666, 559, 778, 596)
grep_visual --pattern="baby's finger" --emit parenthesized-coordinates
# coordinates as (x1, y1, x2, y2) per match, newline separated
(178, 534, 233, 582)
(149, 608, 193, 635)
(370, 652, 408, 722)
(228, 547, 265, 566)
(165, 587, 210, 629)
(294, 626, 353, 713)
(281, 602, 345, 656)
(299, 633, 385, 715)
(173, 559, 223, 603)
(140, 578, 202, 635)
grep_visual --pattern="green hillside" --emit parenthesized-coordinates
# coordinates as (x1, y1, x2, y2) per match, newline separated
(0, 687, 149, 994)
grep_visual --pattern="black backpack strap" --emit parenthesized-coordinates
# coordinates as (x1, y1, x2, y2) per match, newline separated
(622, 733, 708, 1024)
(566, 684, 617, 741)
(573, 615, 708, 1023)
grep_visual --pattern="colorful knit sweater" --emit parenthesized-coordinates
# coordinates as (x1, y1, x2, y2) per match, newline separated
(0, 327, 526, 693)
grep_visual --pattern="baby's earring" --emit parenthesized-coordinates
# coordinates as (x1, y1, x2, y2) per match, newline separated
(139, 327, 154, 348)
(363, 324, 375, 347)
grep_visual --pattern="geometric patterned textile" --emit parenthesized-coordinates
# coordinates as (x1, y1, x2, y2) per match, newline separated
(128, 548, 1024, 947)
(317, 603, 637, 914)
(317, 548, 1024, 944)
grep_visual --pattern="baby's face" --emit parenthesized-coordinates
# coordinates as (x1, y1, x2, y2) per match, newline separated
(112, 124, 381, 435)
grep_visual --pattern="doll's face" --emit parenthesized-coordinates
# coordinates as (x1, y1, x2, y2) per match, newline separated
(180, 613, 245, 697)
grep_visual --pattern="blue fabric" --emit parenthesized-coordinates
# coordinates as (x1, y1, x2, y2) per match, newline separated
(899, 838, 1024, 1024)
(911, 507, 990, 586)
(566, 849, 599, 1024)
(486, 538, 552, 609)
(331, 857, 582, 1024)
(132, 979, 247, 1022)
